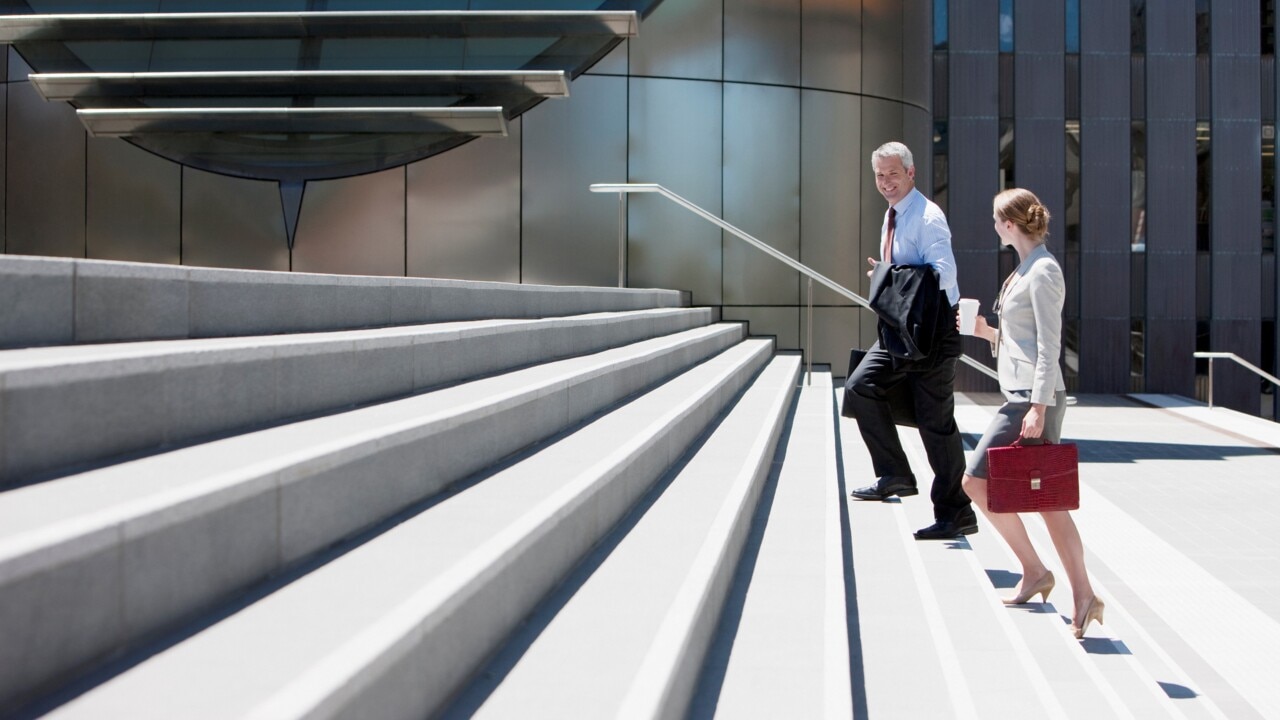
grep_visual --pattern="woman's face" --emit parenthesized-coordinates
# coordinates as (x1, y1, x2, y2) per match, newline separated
(993, 210, 1013, 247)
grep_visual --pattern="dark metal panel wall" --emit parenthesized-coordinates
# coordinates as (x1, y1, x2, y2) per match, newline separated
(86, 139, 181, 265)
(724, 0, 800, 86)
(628, 77, 723, 305)
(294, 167, 407, 278)
(1078, 0, 1131, 392)
(949, 0, 1000, 387)
(1144, 1, 1197, 395)
(181, 169, 289, 272)
(1014, 1, 1065, 227)
(801, 90, 862, 308)
(1210, 0, 1263, 412)
(861, 0, 903, 102)
(723, 83, 799, 306)
(521, 77, 627, 288)
(801, 0, 861, 94)
(406, 124, 521, 283)
(904, 106, 933, 198)
(5, 62, 84, 258)
(902, 0, 931, 112)
(630, 0, 723, 80)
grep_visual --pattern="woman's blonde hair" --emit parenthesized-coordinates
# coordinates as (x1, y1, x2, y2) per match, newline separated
(994, 188, 1050, 241)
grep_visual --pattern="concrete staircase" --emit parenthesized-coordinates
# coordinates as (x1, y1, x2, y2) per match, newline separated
(2, 254, 1269, 718)
(0, 255, 847, 718)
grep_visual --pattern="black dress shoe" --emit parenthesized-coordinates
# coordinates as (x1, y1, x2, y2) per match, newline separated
(914, 509, 979, 540)
(849, 476, 918, 501)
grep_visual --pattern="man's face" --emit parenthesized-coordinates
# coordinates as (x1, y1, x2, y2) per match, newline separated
(873, 155, 915, 206)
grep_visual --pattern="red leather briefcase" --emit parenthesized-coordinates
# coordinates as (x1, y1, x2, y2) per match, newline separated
(985, 440, 1079, 513)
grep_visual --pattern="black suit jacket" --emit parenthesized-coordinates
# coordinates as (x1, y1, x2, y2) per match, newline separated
(868, 262, 944, 362)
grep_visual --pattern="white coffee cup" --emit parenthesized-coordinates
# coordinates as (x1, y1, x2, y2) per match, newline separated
(958, 298, 980, 335)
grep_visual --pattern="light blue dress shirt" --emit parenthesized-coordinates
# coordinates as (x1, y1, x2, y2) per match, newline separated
(882, 187, 960, 306)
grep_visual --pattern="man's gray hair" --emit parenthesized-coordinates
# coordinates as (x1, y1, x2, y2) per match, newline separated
(871, 141, 914, 170)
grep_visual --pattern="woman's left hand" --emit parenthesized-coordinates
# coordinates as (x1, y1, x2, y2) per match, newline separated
(1021, 403, 1047, 439)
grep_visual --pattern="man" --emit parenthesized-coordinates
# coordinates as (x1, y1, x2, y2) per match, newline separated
(845, 141, 975, 540)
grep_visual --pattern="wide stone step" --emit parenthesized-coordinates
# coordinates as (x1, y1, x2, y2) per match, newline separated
(690, 371, 853, 719)
(0, 323, 743, 711)
(36, 339, 775, 719)
(0, 306, 713, 487)
(0, 255, 685, 348)
(445, 353, 800, 719)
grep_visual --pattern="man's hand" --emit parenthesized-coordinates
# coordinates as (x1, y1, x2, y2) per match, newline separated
(866, 256, 878, 278)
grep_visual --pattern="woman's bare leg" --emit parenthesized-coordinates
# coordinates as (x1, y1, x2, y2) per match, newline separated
(962, 474, 1049, 589)
(1040, 510, 1095, 622)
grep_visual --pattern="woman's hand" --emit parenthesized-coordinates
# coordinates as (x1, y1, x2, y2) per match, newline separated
(1021, 403, 1047, 439)
(959, 314, 997, 344)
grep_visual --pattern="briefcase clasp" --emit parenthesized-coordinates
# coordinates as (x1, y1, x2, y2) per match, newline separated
(1030, 477, 1041, 491)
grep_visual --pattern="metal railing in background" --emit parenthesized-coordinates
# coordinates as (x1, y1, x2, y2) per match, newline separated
(590, 182, 1000, 386)
(1194, 352, 1280, 413)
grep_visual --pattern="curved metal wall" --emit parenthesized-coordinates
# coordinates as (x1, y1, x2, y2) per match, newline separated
(1, 0, 930, 372)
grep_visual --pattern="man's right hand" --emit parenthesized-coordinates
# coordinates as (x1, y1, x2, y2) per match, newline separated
(866, 256, 878, 278)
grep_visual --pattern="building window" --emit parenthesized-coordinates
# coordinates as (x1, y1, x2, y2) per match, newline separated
(1264, 320, 1278, 420)
(1196, 0, 1211, 55)
(1265, 124, 1276, 252)
(1065, 121, 1081, 253)
(999, 121, 1015, 190)
(1131, 318, 1146, 392)
(935, 0, 948, 50)
(1264, 0, 1276, 57)
(1131, 0, 1146, 54)
(999, 0, 1014, 53)
(1064, 318, 1081, 387)
(1132, 121, 1146, 251)
(1196, 121, 1211, 252)
(1066, 0, 1080, 54)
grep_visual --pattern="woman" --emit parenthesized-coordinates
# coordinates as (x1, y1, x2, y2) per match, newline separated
(962, 188, 1104, 639)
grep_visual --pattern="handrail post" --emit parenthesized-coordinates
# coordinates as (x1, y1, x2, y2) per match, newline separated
(806, 277, 813, 386)
(1207, 357, 1215, 409)
(617, 191, 626, 288)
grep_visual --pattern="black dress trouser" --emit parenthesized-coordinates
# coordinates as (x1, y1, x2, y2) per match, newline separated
(843, 303, 970, 522)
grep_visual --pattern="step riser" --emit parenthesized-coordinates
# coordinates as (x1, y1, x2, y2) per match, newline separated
(0, 326, 743, 710)
(0, 308, 714, 487)
(0, 256, 685, 348)
(285, 343, 776, 720)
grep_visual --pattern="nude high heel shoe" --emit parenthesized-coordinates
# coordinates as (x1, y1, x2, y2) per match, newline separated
(1002, 570, 1055, 605)
(1071, 597, 1105, 639)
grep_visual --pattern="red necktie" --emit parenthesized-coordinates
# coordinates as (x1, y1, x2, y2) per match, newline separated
(881, 207, 897, 263)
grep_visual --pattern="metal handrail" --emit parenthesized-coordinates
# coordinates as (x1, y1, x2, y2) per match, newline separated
(590, 182, 1000, 383)
(1194, 351, 1280, 410)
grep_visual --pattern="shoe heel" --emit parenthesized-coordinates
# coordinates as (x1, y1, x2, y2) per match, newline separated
(1072, 597, 1105, 639)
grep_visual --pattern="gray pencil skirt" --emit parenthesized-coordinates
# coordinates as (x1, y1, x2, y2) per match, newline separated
(965, 390, 1069, 479)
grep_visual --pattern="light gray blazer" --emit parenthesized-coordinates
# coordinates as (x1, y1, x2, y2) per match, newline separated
(991, 244, 1067, 405)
